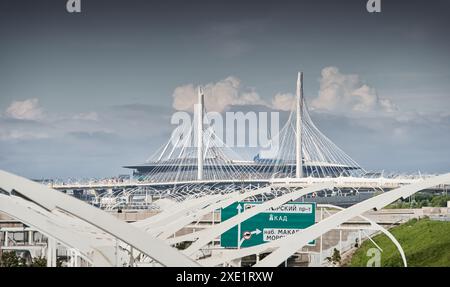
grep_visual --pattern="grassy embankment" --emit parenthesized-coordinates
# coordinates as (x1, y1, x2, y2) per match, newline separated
(349, 218, 450, 267)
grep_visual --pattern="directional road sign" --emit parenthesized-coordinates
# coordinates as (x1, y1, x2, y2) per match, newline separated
(220, 201, 316, 248)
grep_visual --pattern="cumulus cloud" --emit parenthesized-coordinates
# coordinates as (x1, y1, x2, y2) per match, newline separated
(271, 93, 296, 111)
(72, 112, 99, 121)
(175, 67, 399, 115)
(5, 98, 44, 120)
(0, 130, 49, 141)
(172, 76, 267, 113)
(311, 67, 397, 113)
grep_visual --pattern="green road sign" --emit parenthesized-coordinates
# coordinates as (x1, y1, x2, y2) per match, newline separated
(220, 201, 316, 248)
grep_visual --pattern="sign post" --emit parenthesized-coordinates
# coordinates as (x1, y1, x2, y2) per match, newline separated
(236, 204, 242, 249)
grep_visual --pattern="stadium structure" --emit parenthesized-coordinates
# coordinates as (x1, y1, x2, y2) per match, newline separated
(124, 72, 363, 183)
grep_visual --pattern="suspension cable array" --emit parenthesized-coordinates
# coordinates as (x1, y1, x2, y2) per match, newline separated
(135, 72, 363, 183)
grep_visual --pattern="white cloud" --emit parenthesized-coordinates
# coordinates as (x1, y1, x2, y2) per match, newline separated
(271, 93, 296, 111)
(174, 68, 399, 115)
(0, 130, 49, 141)
(172, 84, 198, 112)
(5, 98, 44, 120)
(72, 112, 99, 121)
(172, 76, 267, 112)
(0, 98, 172, 145)
(311, 66, 397, 113)
(379, 98, 397, 113)
(270, 67, 400, 114)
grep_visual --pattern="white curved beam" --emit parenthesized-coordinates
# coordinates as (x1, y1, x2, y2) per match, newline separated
(181, 183, 332, 257)
(157, 186, 272, 239)
(0, 194, 109, 266)
(197, 242, 275, 266)
(318, 204, 407, 267)
(0, 170, 198, 267)
(198, 175, 449, 267)
(255, 173, 450, 267)
(141, 194, 228, 232)
(132, 194, 221, 230)
(377, 225, 407, 267)
(197, 203, 408, 267)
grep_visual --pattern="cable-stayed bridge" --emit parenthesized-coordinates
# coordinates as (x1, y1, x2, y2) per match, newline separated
(48, 73, 448, 210)
(124, 72, 363, 182)
(1, 73, 449, 267)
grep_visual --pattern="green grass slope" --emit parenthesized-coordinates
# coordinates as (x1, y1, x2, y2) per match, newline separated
(349, 218, 450, 267)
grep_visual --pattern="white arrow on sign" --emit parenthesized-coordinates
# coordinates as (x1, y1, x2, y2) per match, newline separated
(239, 228, 262, 247)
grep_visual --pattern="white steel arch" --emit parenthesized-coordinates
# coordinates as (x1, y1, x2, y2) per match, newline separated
(133, 194, 224, 231)
(0, 170, 198, 267)
(179, 183, 332, 257)
(196, 203, 407, 267)
(255, 173, 450, 267)
(0, 194, 110, 266)
(319, 204, 407, 267)
(156, 186, 272, 239)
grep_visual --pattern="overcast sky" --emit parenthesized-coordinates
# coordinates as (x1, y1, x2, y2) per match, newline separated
(0, 0, 449, 179)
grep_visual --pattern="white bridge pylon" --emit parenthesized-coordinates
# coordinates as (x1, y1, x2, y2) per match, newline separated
(134, 72, 364, 184)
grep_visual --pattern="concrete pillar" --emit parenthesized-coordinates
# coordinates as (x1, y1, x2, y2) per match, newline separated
(130, 246, 135, 267)
(4, 231, 9, 247)
(115, 238, 119, 267)
(319, 208, 323, 264)
(46, 238, 57, 267)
